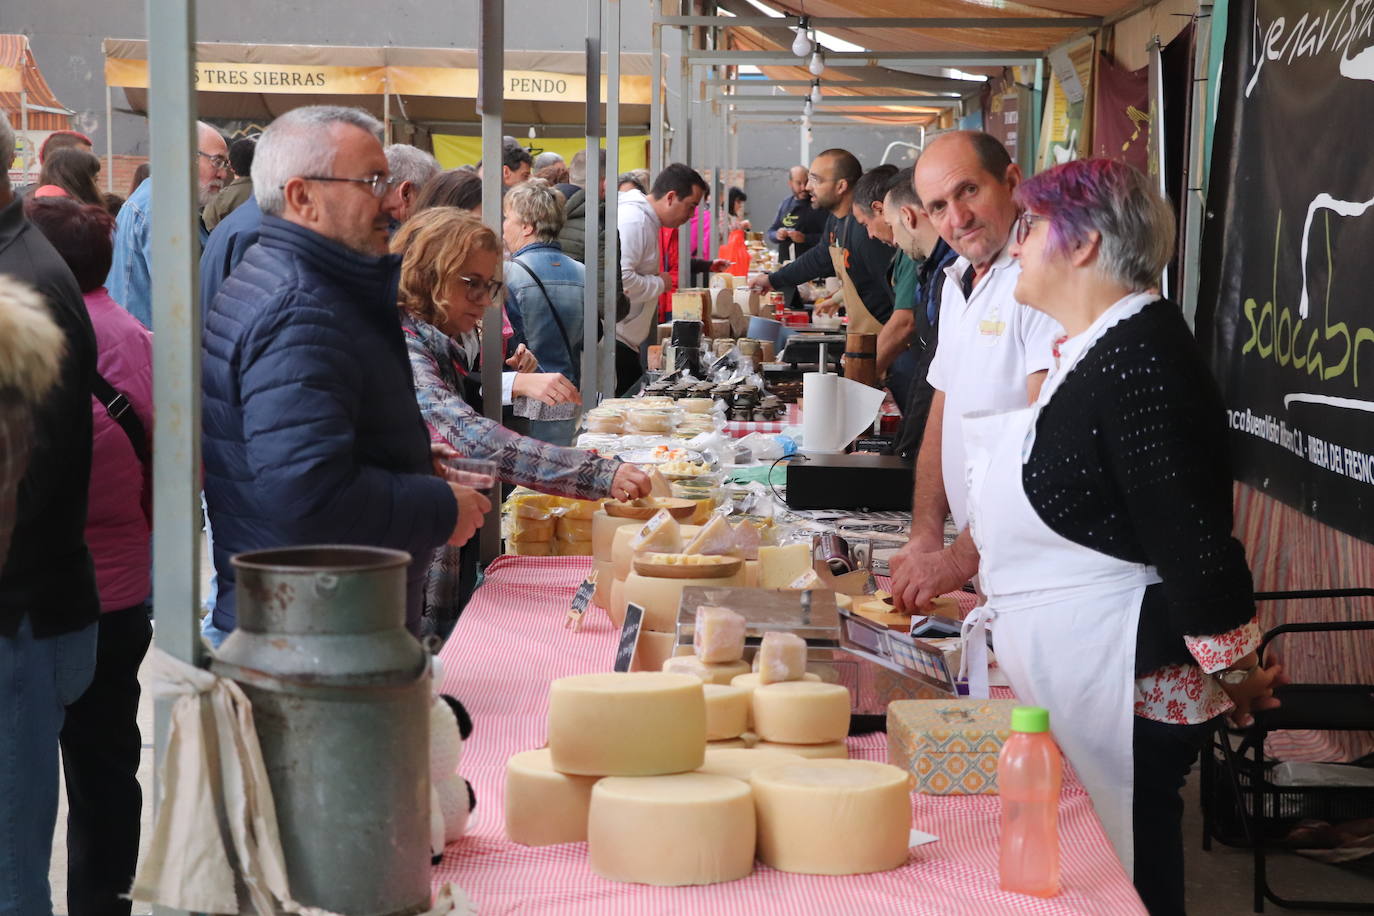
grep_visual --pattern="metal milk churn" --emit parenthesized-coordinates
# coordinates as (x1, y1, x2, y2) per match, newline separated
(211, 546, 431, 916)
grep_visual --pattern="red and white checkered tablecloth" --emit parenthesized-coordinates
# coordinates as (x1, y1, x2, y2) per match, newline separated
(434, 556, 1145, 916)
(723, 403, 802, 439)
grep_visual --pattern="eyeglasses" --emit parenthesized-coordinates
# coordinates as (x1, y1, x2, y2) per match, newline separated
(294, 173, 394, 198)
(1015, 212, 1050, 245)
(198, 151, 231, 171)
(456, 274, 504, 304)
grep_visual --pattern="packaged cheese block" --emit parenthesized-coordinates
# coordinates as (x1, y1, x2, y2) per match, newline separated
(683, 515, 736, 557)
(623, 568, 747, 633)
(607, 576, 627, 629)
(678, 397, 715, 414)
(751, 681, 851, 744)
(662, 655, 751, 686)
(555, 516, 594, 542)
(553, 539, 594, 557)
(753, 739, 849, 759)
(592, 560, 615, 609)
(509, 540, 552, 557)
(693, 606, 746, 663)
(504, 749, 600, 847)
(628, 510, 683, 555)
(588, 773, 756, 886)
(698, 747, 802, 783)
(703, 684, 750, 741)
(509, 516, 555, 543)
(630, 628, 677, 674)
(750, 760, 912, 875)
(757, 631, 809, 684)
(758, 543, 814, 589)
(547, 673, 706, 776)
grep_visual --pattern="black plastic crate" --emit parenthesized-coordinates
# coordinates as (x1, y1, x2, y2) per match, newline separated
(1207, 746, 1374, 848)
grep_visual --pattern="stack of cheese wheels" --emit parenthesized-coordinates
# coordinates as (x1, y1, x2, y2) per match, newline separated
(654, 606, 755, 748)
(736, 632, 850, 760)
(508, 494, 558, 556)
(750, 760, 913, 874)
(606, 514, 700, 630)
(551, 498, 602, 557)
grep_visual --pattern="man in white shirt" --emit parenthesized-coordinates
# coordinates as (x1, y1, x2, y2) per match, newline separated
(890, 131, 1062, 611)
(614, 162, 707, 392)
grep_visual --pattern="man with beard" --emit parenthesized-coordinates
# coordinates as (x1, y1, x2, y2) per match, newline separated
(748, 149, 893, 334)
(108, 121, 228, 328)
(201, 106, 489, 639)
(766, 164, 827, 262)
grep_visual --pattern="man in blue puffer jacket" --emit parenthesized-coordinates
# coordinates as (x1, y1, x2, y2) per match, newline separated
(202, 106, 489, 639)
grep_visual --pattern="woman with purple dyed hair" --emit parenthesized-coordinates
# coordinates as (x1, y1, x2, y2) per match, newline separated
(958, 158, 1282, 913)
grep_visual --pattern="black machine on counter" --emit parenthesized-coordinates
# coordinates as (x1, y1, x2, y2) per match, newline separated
(786, 452, 914, 511)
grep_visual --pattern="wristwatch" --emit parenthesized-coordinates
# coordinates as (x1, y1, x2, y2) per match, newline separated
(1213, 662, 1259, 686)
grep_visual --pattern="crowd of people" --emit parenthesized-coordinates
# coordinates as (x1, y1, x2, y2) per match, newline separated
(0, 100, 1287, 916)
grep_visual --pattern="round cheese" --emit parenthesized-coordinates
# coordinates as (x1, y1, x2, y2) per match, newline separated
(661, 655, 751, 686)
(607, 577, 627, 629)
(504, 749, 599, 847)
(751, 681, 851, 745)
(592, 559, 615, 609)
(588, 773, 756, 885)
(509, 516, 556, 543)
(593, 511, 643, 562)
(750, 760, 912, 875)
(624, 569, 746, 633)
(703, 684, 749, 740)
(753, 739, 850, 759)
(629, 628, 677, 674)
(547, 673, 706, 776)
(697, 747, 801, 782)
(730, 671, 820, 729)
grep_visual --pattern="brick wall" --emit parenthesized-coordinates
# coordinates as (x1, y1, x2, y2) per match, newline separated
(104, 154, 150, 199)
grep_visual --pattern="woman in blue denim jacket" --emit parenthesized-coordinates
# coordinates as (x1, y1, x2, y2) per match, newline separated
(502, 179, 586, 445)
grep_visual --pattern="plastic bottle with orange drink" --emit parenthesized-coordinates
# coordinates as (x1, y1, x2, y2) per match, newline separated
(998, 706, 1063, 898)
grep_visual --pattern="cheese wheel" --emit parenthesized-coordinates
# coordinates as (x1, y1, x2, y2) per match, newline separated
(698, 747, 802, 782)
(704, 684, 750, 740)
(592, 560, 615, 609)
(559, 498, 605, 520)
(607, 576, 627, 629)
(630, 628, 677, 673)
(662, 655, 751, 686)
(504, 749, 599, 846)
(547, 673, 706, 776)
(751, 681, 851, 745)
(750, 760, 911, 874)
(555, 517, 595, 542)
(753, 739, 849, 759)
(593, 512, 641, 562)
(588, 773, 756, 886)
(623, 569, 747, 633)
(509, 516, 556, 543)
(730, 671, 820, 729)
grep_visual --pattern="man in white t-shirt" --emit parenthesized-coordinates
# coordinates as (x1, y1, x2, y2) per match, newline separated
(890, 131, 1062, 612)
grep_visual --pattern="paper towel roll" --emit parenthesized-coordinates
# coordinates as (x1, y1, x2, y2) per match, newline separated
(802, 372, 887, 454)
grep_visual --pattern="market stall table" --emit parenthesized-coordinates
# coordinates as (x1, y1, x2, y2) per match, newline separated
(433, 556, 1146, 915)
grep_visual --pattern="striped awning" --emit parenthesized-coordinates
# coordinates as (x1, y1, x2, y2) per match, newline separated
(0, 34, 74, 133)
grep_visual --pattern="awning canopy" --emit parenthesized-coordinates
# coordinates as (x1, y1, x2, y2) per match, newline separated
(102, 39, 657, 131)
(1, 34, 75, 133)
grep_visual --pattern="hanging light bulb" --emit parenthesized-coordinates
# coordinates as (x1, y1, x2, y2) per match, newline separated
(528, 126, 537, 139)
(791, 18, 812, 57)
(808, 51, 825, 77)
(810, 81, 823, 105)
(803, 97, 814, 118)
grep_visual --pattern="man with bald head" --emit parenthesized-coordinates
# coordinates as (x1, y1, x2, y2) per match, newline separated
(108, 120, 229, 328)
(750, 149, 894, 333)
(766, 164, 827, 262)
(889, 130, 1062, 611)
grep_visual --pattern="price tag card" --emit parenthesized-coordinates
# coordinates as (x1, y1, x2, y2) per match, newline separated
(565, 572, 597, 631)
(612, 603, 646, 672)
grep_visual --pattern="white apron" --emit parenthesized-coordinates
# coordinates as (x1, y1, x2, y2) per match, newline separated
(959, 292, 1160, 877)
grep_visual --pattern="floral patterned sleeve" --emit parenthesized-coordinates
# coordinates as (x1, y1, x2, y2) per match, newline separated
(405, 325, 619, 500)
(1183, 616, 1263, 673)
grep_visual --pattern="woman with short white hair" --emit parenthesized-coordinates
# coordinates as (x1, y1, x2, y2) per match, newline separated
(502, 178, 586, 445)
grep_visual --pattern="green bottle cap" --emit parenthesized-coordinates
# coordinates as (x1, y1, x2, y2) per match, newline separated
(1010, 706, 1050, 733)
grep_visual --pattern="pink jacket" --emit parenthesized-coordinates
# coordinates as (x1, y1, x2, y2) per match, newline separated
(84, 287, 154, 612)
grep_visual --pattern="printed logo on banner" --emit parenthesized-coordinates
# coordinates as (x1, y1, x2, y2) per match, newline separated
(1199, 0, 1374, 541)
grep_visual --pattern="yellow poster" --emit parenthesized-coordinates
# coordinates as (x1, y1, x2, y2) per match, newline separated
(431, 135, 648, 172)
